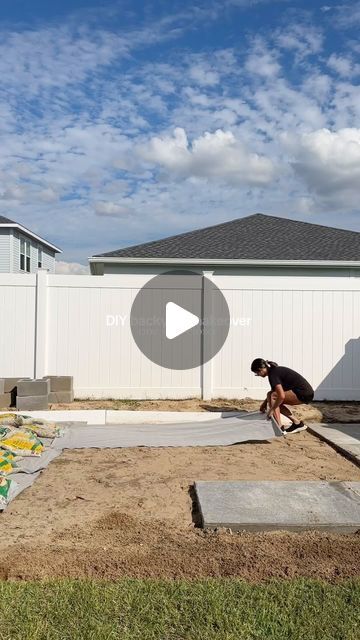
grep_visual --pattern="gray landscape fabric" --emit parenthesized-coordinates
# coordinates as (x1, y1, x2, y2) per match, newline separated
(52, 412, 283, 449)
(1, 412, 282, 510)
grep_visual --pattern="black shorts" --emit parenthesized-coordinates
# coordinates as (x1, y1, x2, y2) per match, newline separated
(295, 389, 314, 404)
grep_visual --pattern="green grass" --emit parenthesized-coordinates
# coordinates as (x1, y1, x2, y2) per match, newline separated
(112, 399, 141, 409)
(0, 578, 359, 640)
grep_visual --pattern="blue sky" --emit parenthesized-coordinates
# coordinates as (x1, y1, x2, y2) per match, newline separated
(0, 0, 359, 272)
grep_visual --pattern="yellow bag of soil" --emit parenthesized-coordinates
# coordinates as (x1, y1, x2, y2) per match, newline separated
(21, 416, 61, 439)
(0, 451, 18, 476)
(1, 430, 44, 457)
(0, 413, 23, 428)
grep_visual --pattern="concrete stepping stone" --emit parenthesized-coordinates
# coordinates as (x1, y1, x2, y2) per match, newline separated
(195, 480, 360, 533)
(309, 423, 360, 466)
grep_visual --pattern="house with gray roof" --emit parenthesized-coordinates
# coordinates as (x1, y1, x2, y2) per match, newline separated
(0, 215, 62, 273)
(88, 213, 360, 276)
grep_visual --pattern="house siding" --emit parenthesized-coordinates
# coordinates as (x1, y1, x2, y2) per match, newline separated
(12, 231, 20, 273)
(12, 230, 56, 273)
(0, 229, 11, 272)
(42, 247, 56, 272)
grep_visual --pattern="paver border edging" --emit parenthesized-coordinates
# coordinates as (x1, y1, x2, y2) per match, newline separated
(308, 424, 360, 468)
(0, 409, 225, 425)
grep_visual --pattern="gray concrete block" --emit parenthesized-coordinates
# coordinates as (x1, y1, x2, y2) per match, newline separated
(0, 379, 4, 394)
(0, 392, 12, 408)
(48, 390, 74, 403)
(3, 377, 31, 393)
(309, 423, 360, 467)
(17, 378, 50, 397)
(341, 445, 360, 464)
(43, 376, 73, 392)
(16, 395, 49, 410)
(195, 480, 360, 533)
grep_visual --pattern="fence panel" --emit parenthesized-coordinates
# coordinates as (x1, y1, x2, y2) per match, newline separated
(0, 274, 36, 378)
(211, 274, 360, 400)
(1, 271, 360, 400)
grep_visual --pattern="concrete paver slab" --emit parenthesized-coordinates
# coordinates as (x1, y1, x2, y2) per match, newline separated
(195, 480, 360, 533)
(308, 423, 360, 466)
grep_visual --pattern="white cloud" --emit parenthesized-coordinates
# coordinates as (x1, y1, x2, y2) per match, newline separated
(55, 260, 89, 274)
(301, 73, 332, 103)
(283, 128, 360, 207)
(327, 53, 360, 77)
(139, 127, 275, 186)
(327, 2, 360, 28)
(244, 40, 281, 78)
(37, 188, 59, 203)
(0, 27, 128, 96)
(275, 24, 323, 61)
(189, 64, 219, 86)
(0, 185, 26, 201)
(94, 201, 133, 217)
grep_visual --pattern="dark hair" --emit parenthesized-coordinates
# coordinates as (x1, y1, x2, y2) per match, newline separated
(251, 358, 278, 372)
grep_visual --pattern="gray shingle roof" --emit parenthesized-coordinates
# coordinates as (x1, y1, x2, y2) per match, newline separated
(93, 213, 360, 261)
(0, 215, 16, 224)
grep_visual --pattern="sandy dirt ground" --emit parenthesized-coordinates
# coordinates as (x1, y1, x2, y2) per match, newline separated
(51, 398, 360, 423)
(1, 428, 360, 583)
(42, 398, 360, 424)
(2, 397, 360, 424)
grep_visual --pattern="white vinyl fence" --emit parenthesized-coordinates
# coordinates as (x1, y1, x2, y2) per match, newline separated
(0, 269, 360, 400)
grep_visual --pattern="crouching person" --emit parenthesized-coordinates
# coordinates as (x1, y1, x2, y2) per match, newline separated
(250, 358, 314, 433)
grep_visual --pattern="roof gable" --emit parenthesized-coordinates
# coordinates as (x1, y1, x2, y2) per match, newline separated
(0, 215, 62, 253)
(0, 215, 16, 224)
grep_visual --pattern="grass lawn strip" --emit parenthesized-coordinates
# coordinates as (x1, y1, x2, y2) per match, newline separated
(0, 578, 359, 640)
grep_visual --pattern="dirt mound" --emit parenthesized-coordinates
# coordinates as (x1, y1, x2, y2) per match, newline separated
(1, 511, 360, 582)
(1, 434, 360, 583)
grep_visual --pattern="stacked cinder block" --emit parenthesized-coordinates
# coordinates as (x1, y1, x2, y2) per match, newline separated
(0, 379, 11, 408)
(43, 376, 74, 403)
(0, 377, 31, 408)
(0, 376, 74, 410)
(16, 378, 50, 410)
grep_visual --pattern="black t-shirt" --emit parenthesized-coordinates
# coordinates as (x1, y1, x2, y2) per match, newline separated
(268, 366, 313, 397)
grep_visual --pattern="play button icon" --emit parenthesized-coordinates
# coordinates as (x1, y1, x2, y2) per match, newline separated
(166, 302, 199, 340)
(130, 270, 230, 370)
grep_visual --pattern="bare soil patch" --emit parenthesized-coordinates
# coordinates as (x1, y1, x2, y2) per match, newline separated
(1, 431, 360, 582)
(48, 398, 360, 424)
(3, 397, 360, 424)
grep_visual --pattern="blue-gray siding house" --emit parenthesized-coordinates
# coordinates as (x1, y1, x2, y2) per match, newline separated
(0, 215, 62, 273)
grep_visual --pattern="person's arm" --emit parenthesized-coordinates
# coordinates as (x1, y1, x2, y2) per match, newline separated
(267, 384, 285, 417)
(260, 390, 271, 412)
(260, 399, 267, 412)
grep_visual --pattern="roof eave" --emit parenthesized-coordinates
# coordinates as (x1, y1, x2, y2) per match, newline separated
(0, 222, 62, 253)
(88, 256, 360, 268)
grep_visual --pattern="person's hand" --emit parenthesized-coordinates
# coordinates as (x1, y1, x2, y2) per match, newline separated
(260, 400, 267, 413)
(267, 408, 274, 420)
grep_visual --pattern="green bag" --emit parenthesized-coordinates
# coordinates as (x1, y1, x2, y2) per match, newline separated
(0, 477, 14, 508)
(0, 426, 12, 440)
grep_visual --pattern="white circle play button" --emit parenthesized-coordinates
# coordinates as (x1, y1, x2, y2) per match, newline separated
(165, 302, 200, 340)
(130, 269, 230, 370)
